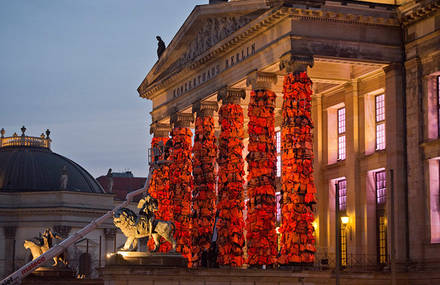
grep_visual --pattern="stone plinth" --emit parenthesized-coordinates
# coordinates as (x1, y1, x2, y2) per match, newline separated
(106, 251, 187, 267)
(100, 266, 440, 285)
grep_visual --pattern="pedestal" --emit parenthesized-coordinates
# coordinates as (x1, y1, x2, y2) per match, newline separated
(106, 251, 187, 267)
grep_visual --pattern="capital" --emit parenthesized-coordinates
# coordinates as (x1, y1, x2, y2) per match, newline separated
(170, 111, 194, 128)
(192, 101, 218, 117)
(150, 122, 170, 138)
(246, 71, 278, 90)
(217, 87, 246, 104)
(279, 52, 314, 74)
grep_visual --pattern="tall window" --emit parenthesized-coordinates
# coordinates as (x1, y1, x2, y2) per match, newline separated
(337, 108, 346, 160)
(375, 170, 387, 264)
(276, 131, 281, 177)
(375, 94, 386, 150)
(336, 179, 348, 267)
(437, 76, 440, 137)
(376, 171, 387, 205)
(338, 179, 347, 211)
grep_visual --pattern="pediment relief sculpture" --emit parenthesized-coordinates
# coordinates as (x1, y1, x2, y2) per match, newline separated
(152, 14, 256, 80)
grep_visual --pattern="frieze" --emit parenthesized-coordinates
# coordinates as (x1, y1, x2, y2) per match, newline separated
(172, 43, 256, 99)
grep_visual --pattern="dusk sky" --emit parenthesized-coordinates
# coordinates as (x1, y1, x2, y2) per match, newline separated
(0, 0, 203, 178)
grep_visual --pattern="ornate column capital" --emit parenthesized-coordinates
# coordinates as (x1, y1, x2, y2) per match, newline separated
(170, 111, 194, 128)
(53, 225, 71, 239)
(192, 101, 218, 117)
(150, 122, 170, 138)
(104, 228, 117, 239)
(3, 226, 16, 239)
(279, 52, 314, 74)
(246, 71, 278, 90)
(217, 87, 246, 104)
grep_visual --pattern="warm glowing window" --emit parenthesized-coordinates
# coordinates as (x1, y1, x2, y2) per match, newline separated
(375, 94, 386, 150)
(337, 108, 346, 160)
(276, 192, 281, 223)
(376, 171, 386, 205)
(338, 179, 347, 211)
(341, 225, 347, 267)
(276, 131, 281, 177)
(378, 216, 387, 264)
(438, 76, 440, 137)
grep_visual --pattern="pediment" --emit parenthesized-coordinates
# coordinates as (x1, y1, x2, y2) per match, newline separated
(139, 0, 269, 96)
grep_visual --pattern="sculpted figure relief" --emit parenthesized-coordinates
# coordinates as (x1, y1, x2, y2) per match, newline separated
(24, 228, 68, 266)
(113, 192, 176, 252)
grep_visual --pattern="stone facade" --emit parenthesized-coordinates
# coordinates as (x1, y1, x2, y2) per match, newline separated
(137, 0, 440, 278)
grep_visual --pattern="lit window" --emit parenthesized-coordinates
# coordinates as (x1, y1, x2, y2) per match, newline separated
(375, 94, 386, 150)
(276, 192, 281, 223)
(376, 171, 386, 205)
(338, 179, 347, 211)
(337, 108, 346, 160)
(276, 131, 281, 177)
(438, 76, 440, 137)
(341, 225, 348, 267)
(378, 216, 387, 264)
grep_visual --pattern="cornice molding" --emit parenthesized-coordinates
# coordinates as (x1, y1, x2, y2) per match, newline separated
(399, 0, 440, 25)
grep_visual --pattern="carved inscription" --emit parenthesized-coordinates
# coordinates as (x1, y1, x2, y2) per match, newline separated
(172, 43, 256, 98)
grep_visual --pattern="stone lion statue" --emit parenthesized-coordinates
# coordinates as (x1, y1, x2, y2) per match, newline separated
(113, 208, 176, 252)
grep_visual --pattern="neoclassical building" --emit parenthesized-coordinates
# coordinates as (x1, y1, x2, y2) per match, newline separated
(138, 0, 440, 274)
(0, 128, 128, 280)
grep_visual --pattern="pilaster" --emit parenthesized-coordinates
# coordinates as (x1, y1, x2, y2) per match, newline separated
(386, 62, 410, 267)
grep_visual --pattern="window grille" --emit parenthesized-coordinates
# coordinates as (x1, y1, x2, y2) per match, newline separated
(338, 179, 347, 211)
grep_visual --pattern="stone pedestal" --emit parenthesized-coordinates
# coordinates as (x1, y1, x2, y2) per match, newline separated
(106, 252, 187, 268)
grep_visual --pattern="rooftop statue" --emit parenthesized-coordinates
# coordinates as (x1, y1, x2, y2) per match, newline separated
(24, 228, 68, 266)
(113, 192, 176, 252)
(156, 36, 166, 59)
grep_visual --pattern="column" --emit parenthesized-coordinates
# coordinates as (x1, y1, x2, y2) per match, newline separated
(278, 53, 317, 264)
(191, 101, 218, 267)
(245, 71, 278, 266)
(217, 87, 246, 267)
(3, 226, 16, 274)
(170, 112, 194, 265)
(148, 123, 173, 252)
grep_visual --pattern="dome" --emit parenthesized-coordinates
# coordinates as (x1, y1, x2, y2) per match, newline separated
(0, 128, 105, 193)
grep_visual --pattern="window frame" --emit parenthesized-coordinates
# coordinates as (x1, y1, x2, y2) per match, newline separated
(337, 107, 346, 161)
(375, 94, 386, 150)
